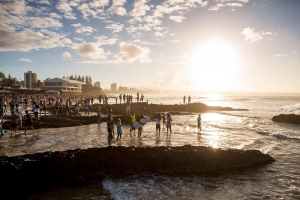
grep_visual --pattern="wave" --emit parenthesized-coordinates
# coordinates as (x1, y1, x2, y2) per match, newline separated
(279, 103, 300, 114)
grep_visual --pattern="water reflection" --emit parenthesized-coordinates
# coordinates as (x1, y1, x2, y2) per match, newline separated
(0, 113, 255, 157)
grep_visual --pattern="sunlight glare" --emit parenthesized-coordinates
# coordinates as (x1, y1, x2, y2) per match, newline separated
(191, 40, 238, 91)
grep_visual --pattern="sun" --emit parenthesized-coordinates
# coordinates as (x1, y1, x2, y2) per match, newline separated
(190, 40, 238, 91)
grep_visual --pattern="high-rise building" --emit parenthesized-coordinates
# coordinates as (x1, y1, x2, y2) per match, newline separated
(111, 83, 117, 92)
(24, 71, 37, 89)
(94, 81, 101, 88)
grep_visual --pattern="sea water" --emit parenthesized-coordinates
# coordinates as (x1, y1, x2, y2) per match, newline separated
(1, 95, 300, 199)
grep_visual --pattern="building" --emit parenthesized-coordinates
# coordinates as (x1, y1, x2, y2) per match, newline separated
(94, 81, 101, 88)
(24, 71, 37, 89)
(44, 78, 85, 94)
(111, 83, 117, 92)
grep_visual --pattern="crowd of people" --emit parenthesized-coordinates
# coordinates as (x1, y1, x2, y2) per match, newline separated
(0, 93, 202, 143)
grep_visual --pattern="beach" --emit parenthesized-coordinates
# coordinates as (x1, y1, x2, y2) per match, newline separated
(0, 95, 300, 199)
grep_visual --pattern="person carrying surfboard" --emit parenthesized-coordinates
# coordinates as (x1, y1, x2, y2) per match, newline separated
(137, 114, 146, 137)
(129, 111, 136, 135)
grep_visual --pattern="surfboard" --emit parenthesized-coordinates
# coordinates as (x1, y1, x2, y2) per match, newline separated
(131, 116, 151, 130)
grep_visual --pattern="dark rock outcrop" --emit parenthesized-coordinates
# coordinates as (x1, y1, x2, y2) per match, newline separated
(0, 146, 274, 198)
(272, 114, 300, 125)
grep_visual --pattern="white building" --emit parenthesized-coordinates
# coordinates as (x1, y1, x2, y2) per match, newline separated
(24, 71, 37, 89)
(111, 83, 117, 92)
(94, 81, 101, 88)
(44, 78, 85, 94)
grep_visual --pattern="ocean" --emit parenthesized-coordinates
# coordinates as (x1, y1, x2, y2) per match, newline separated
(1, 95, 300, 199)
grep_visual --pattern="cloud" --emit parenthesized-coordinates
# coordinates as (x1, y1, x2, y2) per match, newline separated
(170, 15, 186, 23)
(240, 27, 274, 42)
(116, 42, 151, 62)
(274, 54, 287, 57)
(107, 0, 127, 16)
(93, 35, 118, 47)
(0, 22, 72, 52)
(37, 0, 51, 5)
(105, 23, 124, 33)
(76, 42, 106, 59)
(56, 0, 76, 20)
(130, 0, 151, 19)
(71, 23, 97, 35)
(169, 39, 181, 43)
(62, 51, 72, 59)
(293, 51, 298, 53)
(19, 58, 33, 62)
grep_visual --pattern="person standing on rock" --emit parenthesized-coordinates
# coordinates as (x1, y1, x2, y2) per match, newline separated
(10, 110, 19, 136)
(156, 114, 161, 135)
(126, 104, 131, 116)
(129, 111, 136, 135)
(197, 114, 201, 131)
(97, 106, 101, 127)
(166, 113, 172, 134)
(24, 110, 36, 136)
(188, 95, 191, 104)
(116, 118, 122, 140)
(107, 117, 113, 143)
(183, 96, 186, 104)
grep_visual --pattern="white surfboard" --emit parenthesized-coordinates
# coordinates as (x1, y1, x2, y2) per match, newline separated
(131, 116, 151, 130)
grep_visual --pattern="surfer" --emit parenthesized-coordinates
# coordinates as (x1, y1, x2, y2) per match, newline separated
(137, 114, 145, 137)
(129, 111, 136, 135)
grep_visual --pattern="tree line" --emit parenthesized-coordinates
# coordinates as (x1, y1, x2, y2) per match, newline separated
(63, 75, 93, 85)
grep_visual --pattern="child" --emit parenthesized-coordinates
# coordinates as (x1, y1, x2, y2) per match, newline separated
(116, 118, 122, 140)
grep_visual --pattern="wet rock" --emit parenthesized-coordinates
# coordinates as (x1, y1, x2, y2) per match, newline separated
(272, 114, 300, 125)
(0, 146, 274, 198)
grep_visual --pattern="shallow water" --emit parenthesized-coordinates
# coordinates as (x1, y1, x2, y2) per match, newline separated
(2, 95, 300, 199)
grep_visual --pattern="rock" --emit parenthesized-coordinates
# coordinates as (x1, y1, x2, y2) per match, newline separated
(272, 114, 300, 125)
(0, 146, 274, 198)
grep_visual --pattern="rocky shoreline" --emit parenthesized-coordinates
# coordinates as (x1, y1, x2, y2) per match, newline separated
(272, 114, 300, 125)
(0, 146, 274, 198)
(2, 102, 248, 129)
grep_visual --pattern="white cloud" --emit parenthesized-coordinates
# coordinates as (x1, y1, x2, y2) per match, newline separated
(76, 42, 107, 59)
(293, 51, 298, 53)
(37, 0, 51, 5)
(19, 58, 33, 62)
(74, 37, 84, 41)
(107, 0, 127, 16)
(71, 23, 97, 35)
(94, 35, 118, 46)
(241, 27, 263, 42)
(154, 32, 165, 37)
(208, 4, 225, 11)
(169, 15, 186, 23)
(169, 39, 181, 43)
(116, 42, 151, 62)
(130, 0, 150, 19)
(105, 23, 124, 33)
(274, 54, 287, 57)
(49, 12, 63, 19)
(62, 51, 72, 59)
(0, 22, 72, 52)
(56, 0, 76, 19)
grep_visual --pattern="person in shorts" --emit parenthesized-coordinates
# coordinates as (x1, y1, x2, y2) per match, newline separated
(24, 110, 35, 135)
(10, 111, 19, 136)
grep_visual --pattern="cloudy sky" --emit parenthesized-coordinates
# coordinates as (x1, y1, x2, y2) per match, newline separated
(0, 0, 299, 93)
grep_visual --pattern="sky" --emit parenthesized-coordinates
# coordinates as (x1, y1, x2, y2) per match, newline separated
(0, 0, 299, 94)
